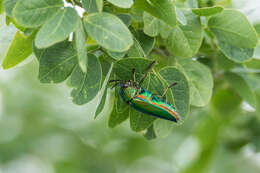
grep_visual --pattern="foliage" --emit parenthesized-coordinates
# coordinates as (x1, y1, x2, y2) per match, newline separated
(1, 0, 260, 152)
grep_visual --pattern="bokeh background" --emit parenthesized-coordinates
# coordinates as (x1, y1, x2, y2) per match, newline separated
(1, 0, 260, 172)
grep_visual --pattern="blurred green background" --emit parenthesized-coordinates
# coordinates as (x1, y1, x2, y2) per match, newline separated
(1, 0, 260, 173)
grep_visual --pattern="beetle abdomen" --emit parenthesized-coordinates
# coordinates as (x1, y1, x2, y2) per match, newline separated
(119, 86, 180, 122)
(130, 93, 180, 122)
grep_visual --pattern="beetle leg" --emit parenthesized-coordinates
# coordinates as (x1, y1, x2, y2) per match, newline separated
(139, 60, 156, 85)
(111, 82, 120, 89)
(161, 82, 177, 98)
(109, 79, 121, 83)
(109, 80, 123, 89)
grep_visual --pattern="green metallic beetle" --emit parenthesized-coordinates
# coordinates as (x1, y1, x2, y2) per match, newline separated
(109, 61, 180, 122)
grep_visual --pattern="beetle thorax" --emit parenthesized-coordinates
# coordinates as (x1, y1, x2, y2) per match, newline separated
(120, 83, 139, 102)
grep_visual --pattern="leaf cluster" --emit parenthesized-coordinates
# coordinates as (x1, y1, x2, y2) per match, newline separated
(1, 0, 260, 139)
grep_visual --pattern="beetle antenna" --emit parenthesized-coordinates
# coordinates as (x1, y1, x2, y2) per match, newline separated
(139, 60, 156, 85)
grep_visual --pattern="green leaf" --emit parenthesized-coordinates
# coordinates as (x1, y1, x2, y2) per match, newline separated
(148, 72, 166, 97)
(143, 12, 159, 37)
(244, 58, 260, 70)
(99, 54, 112, 76)
(159, 20, 172, 39)
(182, 115, 219, 173)
(216, 51, 236, 71)
(192, 6, 223, 16)
(0, 0, 3, 14)
(187, 0, 198, 8)
(113, 58, 154, 81)
(254, 43, 260, 59)
(159, 67, 190, 118)
(134, 0, 177, 27)
(24, 28, 35, 36)
(35, 7, 79, 48)
(107, 0, 133, 8)
(13, 0, 63, 28)
(239, 73, 260, 92)
(225, 72, 256, 108)
(96, 0, 103, 12)
(167, 10, 202, 58)
(33, 41, 77, 83)
(128, 30, 155, 57)
(211, 88, 242, 116)
(108, 89, 130, 128)
(9, 17, 26, 32)
(256, 93, 260, 121)
(0, 25, 16, 58)
(208, 9, 258, 48)
(255, 23, 260, 37)
(153, 119, 173, 138)
(75, 20, 88, 72)
(130, 108, 156, 132)
(217, 40, 254, 63)
(95, 62, 113, 118)
(83, 12, 133, 52)
(176, 7, 187, 25)
(95, 87, 108, 117)
(2, 31, 35, 69)
(82, 0, 98, 13)
(3, 0, 18, 17)
(107, 50, 126, 59)
(177, 59, 213, 107)
(70, 54, 102, 105)
(144, 125, 157, 140)
(5, 15, 12, 25)
(82, 0, 103, 13)
(117, 13, 132, 27)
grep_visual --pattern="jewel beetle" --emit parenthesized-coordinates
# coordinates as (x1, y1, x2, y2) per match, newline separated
(109, 61, 180, 122)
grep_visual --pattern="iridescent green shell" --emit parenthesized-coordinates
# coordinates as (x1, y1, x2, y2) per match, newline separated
(120, 85, 180, 122)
